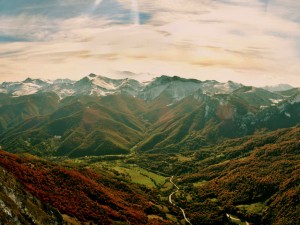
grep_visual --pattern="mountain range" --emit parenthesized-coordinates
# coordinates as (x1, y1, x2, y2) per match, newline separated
(2, 74, 294, 100)
(0, 74, 299, 157)
(0, 74, 299, 225)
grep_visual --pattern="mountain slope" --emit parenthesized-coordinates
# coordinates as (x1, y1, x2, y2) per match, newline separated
(0, 74, 299, 157)
(0, 92, 60, 134)
(183, 126, 300, 225)
(0, 95, 147, 157)
(0, 150, 174, 225)
(135, 126, 300, 225)
(0, 165, 64, 225)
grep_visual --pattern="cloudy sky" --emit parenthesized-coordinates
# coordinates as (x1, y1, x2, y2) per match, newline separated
(0, 0, 299, 86)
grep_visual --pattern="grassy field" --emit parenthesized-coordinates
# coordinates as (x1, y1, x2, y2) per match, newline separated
(193, 180, 207, 187)
(176, 155, 192, 162)
(58, 157, 167, 189)
(166, 214, 178, 223)
(237, 202, 265, 215)
(160, 180, 174, 192)
(112, 165, 167, 188)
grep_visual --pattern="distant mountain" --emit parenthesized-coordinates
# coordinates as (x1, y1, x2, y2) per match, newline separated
(0, 78, 48, 96)
(73, 73, 144, 97)
(0, 74, 144, 98)
(0, 74, 299, 157)
(263, 84, 294, 92)
(1, 74, 296, 103)
(139, 76, 243, 101)
(0, 74, 243, 100)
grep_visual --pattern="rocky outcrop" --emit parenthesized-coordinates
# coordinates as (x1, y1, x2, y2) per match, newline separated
(0, 166, 64, 225)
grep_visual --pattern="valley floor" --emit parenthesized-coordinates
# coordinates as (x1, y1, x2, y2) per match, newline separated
(0, 126, 299, 225)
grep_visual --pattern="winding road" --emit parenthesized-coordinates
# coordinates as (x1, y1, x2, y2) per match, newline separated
(168, 178, 250, 225)
(169, 176, 192, 225)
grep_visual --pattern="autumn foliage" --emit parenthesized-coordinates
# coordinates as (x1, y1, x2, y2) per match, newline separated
(0, 150, 154, 224)
(184, 126, 300, 225)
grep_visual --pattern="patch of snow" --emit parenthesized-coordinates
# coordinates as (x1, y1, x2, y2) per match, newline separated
(270, 98, 282, 104)
(52, 88, 75, 99)
(205, 105, 210, 117)
(213, 83, 233, 93)
(12, 88, 38, 96)
(90, 88, 106, 96)
(285, 112, 291, 117)
(260, 105, 268, 109)
(92, 77, 118, 90)
(59, 89, 75, 95)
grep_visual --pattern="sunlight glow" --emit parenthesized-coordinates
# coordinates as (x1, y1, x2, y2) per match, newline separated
(130, 0, 140, 25)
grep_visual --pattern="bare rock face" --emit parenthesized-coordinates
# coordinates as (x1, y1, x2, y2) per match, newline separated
(0, 167, 64, 225)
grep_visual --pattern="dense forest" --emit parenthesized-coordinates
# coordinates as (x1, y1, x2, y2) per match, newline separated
(0, 126, 299, 224)
(133, 126, 300, 225)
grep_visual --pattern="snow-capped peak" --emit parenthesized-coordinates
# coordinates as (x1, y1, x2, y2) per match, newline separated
(263, 84, 294, 92)
(1, 74, 298, 104)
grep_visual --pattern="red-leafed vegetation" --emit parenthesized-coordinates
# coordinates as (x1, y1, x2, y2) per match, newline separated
(0, 150, 155, 224)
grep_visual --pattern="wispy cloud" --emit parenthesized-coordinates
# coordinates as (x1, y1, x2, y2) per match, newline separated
(0, 0, 299, 86)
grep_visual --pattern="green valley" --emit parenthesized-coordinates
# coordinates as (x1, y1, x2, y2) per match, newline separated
(0, 75, 299, 224)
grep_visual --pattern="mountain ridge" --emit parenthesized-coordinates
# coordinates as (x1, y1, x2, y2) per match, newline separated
(0, 74, 299, 157)
(2, 74, 295, 100)
(0, 74, 298, 225)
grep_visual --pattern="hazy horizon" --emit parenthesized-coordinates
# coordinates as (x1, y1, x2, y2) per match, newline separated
(1, 0, 300, 86)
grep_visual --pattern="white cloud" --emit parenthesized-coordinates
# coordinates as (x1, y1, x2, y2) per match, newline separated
(0, 14, 57, 41)
(94, 0, 103, 7)
(0, 0, 299, 86)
